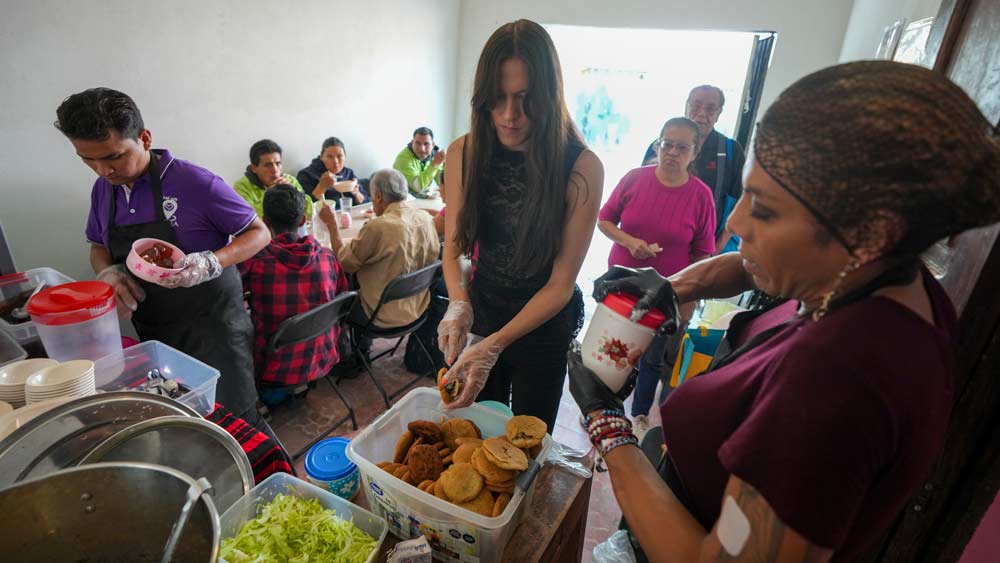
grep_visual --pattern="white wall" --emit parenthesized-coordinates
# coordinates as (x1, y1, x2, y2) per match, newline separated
(451, 0, 857, 137)
(0, 0, 459, 281)
(839, 0, 942, 62)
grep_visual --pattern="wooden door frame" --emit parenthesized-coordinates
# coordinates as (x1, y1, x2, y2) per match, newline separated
(871, 0, 1000, 560)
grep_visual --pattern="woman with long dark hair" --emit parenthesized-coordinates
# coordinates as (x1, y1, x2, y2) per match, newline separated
(437, 19, 604, 428)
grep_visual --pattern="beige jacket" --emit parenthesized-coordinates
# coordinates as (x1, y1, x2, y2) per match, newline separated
(338, 202, 439, 327)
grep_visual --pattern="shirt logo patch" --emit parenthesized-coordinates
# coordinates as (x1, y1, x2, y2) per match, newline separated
(163, 196, 179, 227)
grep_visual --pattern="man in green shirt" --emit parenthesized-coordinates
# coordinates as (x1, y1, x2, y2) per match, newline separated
(392, 126, 445, 198)
(233, 139, 313, 219)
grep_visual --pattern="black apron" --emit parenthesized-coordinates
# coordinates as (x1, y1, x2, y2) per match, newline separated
(106, 153, 258, 416)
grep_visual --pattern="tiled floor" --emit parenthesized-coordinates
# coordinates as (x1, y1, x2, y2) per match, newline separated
(269, 337, 666, 562)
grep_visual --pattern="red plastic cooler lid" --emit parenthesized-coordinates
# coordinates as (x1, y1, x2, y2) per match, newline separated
(26, 281, 115, 318)
(602, 292, 666, 329)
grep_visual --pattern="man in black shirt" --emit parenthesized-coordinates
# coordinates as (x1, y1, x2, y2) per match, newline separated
(643, 85, 746, 253)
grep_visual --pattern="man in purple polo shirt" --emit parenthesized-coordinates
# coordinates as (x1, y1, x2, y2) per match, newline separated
(54, 87, 272, 429)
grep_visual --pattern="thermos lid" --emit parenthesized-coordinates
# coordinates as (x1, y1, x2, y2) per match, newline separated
(602, 292, 667, 329)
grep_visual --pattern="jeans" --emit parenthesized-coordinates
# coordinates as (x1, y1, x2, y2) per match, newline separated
(630, 322, 687, 417)
(630, 332, 670, 417)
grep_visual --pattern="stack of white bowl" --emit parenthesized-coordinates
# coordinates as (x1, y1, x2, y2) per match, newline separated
(24, 360, 96, 404)
(0, 359, 59, 408)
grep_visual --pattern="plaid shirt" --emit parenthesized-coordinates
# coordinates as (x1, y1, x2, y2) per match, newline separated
(207, 403, 293, 483)
(240, 233, 349, 386)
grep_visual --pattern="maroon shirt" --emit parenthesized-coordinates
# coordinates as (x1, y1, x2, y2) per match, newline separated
(661, 269, 956, 560)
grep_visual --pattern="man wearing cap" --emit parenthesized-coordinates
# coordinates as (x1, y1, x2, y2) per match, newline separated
(55, 87, 271, 428)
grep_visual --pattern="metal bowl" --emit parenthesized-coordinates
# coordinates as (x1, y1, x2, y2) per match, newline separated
(0, 391, 198, 487)
(0, 461, 218, 562)
(80, 415, 253, 512)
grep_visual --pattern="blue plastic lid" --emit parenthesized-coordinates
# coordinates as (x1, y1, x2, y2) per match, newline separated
(305, 437, 357, 481)
(478, 400, 514, 417)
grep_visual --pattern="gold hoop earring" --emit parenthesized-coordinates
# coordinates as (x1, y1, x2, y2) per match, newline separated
(813, 258, 860, 321)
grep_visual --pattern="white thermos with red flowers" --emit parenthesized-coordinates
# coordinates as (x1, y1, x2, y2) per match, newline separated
(581, 293, 665, 392)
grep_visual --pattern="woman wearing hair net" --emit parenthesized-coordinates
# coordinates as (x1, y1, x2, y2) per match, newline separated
(569, 61, 1000, 562)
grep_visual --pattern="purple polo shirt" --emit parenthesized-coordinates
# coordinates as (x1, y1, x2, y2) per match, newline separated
(85, 149, 256, 254)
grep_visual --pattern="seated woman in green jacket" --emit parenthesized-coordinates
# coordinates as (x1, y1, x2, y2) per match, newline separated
(232, 139, 313, 220)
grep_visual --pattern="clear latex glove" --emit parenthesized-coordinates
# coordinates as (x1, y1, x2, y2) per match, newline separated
(160, 250, 223, 288)
(437, 300, 474, 365)
(441, 334, 505, 410)
(97, 264, 146, 319)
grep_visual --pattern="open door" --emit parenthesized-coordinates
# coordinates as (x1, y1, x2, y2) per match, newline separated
(734, 33, 776, 149)
(867, 1, 1000, 560)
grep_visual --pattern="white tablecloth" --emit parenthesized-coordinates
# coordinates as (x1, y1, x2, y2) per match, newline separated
(311, 195, 444, 247)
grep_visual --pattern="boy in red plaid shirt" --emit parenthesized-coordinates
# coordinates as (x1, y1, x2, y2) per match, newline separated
(239, 185, 348, 392)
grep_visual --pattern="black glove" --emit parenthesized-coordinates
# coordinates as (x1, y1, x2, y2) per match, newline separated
(593, 266, 681, 334)
(567, 341, 637, 416)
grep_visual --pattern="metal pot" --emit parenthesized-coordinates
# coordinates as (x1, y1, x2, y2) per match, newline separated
(0, 461, 219, 562)
(80, 415, 253, 512)
(0, 391, 199, 487)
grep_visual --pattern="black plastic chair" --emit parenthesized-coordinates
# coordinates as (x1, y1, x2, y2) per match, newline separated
(347, 261, 442, 408)
(261, 290, 359, 460)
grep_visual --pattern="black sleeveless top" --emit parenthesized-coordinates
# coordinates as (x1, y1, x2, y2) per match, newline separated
(470, 140, 586, 340)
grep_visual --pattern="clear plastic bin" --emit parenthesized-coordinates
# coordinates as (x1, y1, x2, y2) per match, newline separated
(0, 267, 75, 344)
(346, 387, 552, 563)
(93, 340, 220, 415)
(0, 330, 26, 368)
(219, 472, 387, 563)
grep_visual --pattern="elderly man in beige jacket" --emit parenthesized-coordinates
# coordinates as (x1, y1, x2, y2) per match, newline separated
(321, 168, 439, 328)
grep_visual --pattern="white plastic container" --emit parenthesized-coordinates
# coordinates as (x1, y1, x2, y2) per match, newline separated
(93, 340, 220, 415)
(219, 472, 387, 563)
(347, 387, 553, 563)
(0, 267, 75, 344)
(580, 292, 665, 392)
(26, 281, 121, 362)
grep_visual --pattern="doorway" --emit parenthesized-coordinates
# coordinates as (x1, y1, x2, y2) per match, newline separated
(546, 24, 774, 311)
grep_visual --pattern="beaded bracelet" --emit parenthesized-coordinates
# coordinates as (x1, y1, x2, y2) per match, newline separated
(584, 408, 626, 428)
(598, 434, 639, 457)
(588, 417, 632, 440)
(586, 412, 634, 447)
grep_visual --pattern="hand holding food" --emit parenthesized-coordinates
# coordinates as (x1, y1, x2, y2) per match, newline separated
(440, 335, 504, 410)
(318, 171, 337, 190)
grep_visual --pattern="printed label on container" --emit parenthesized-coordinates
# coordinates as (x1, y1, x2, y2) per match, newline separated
(369, 478, 482, 563)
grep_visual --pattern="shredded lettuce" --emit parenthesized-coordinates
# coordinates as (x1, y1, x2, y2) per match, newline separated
(220, 492, 377, 563)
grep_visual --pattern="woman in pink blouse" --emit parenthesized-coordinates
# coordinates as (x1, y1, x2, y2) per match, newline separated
(597, 117, 716, 434)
